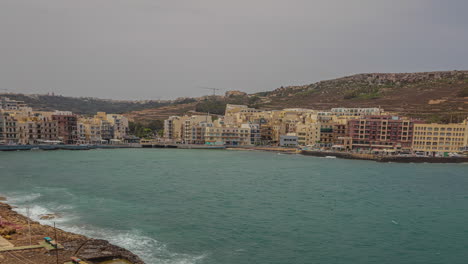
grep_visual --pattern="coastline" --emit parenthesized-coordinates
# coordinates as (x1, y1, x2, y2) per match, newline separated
(0, 200, 145, 264)
(300, 150, 468, 163)
(2, 144, 467, 163)
(226, 146, 298, 154)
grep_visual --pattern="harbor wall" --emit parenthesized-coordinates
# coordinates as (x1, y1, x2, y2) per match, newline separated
(300, 150, 468, 163)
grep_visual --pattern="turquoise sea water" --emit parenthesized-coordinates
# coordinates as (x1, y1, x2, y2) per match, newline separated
(0, 149, 467, 264)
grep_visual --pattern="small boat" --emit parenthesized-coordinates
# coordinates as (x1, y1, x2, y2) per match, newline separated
(325, 156, 337, 159)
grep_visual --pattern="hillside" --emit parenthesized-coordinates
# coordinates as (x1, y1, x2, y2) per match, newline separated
(256, 71, 468, 116)
(4, 71, 468, 123)
(127, 71, 468, 123)
(0, 93, 193, 115)
(125, 94, 256, 122)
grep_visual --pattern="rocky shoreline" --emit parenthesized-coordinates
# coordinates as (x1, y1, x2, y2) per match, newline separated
(0, 200, 145, 264)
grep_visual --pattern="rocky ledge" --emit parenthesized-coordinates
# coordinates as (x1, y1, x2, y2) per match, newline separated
(0, 201, 145, 264)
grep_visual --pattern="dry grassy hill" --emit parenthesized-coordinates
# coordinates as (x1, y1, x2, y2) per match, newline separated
(4, 71, 468, 123)
(127, 71, 468, 123)
(255, 71, 468, 122)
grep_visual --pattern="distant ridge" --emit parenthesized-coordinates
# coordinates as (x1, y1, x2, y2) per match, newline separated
(3, 70, 468, 122)
(0, 93, 190, 115)
(252, 70, 468, 120)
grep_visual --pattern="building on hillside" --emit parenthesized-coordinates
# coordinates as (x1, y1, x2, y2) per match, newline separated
(224, 104, 263, 125)
(347, 115, 421, 152)
(331, 107, 383, 117)
(0, 97, 27, 111)
(412, 122, 468, 156)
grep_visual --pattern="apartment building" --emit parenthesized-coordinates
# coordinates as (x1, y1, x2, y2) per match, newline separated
(204, 126, 251, 146)
(412, 122, 468, 155)
(296, 123, 320, 146)
(106, 114, 129, 140)
(241, 123, 261, 145)
(182, 115, 212, 144)
(0, 113, 19, 144)
(0, 97, 27, 111)
(18, 120, 42, 144)
(52, 114, 78, 144)
(331, 107, 383, 117)
(280, 134, 298, 147)
(164, 116, 188, 142)
(347, 116, 421, 152)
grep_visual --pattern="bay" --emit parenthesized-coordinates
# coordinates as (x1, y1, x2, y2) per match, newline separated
(0, 149, 467, 264)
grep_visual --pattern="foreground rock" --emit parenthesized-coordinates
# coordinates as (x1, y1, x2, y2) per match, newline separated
(0, 202, 145, 264)
(39, 213, 61, 220)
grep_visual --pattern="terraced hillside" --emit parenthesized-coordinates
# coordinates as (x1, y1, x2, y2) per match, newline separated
(255, 71, 468, 122)
(3, 71, 468, 123)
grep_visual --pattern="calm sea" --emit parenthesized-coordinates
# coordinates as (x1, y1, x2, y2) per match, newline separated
(0, 149, 467, 264)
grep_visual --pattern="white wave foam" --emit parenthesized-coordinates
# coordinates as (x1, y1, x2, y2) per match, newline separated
(6, 193, 42, 204)
(63, 225, 206, 264)
(4, 192, 205, 264)
(13, 204, 76, 225)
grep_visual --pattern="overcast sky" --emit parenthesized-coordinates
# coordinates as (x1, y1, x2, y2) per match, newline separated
(1, 0, 467, 100)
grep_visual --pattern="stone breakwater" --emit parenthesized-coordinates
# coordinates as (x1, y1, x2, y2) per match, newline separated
(300, 150, 468, 163)
(0, 201, 145, 264)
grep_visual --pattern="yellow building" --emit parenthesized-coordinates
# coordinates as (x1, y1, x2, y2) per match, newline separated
(296, 123, 320, 146)
(412, 122, 468, 155)
(183, 115, 212, 144)
(204, 126, 251, 146)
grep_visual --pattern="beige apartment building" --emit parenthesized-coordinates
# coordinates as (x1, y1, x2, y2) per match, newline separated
(412, 122, 468, 155)
(296, 123, 320, 146)
(183, 115, 212, 144)
(164, 116, 188, 142)
(204, 126, 251, 146)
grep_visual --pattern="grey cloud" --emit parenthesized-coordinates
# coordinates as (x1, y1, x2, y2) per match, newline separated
(0, 0, 467, 100)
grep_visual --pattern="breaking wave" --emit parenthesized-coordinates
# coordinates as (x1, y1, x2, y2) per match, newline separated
(64, 225, 207, 264)
(3, 192, 206, 264)
(6, 192, 42, 203)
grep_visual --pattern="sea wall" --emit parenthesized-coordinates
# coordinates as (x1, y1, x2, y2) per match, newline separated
(227, 146, 298, 153)
(300, 150, 468, 163)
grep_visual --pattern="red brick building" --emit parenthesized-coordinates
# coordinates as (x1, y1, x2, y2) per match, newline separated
(52, 115, 77, 144)
(347, 116, 422, 152)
